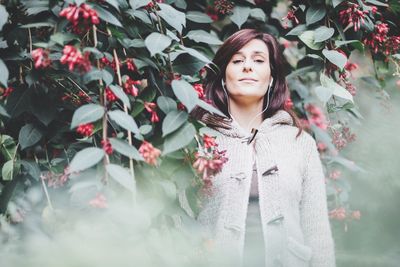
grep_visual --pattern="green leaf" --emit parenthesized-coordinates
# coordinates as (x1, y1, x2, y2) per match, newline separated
(0, 104, 9, 117)
(157, 96, 177, 114)
(186, 11, 213, 23)
(19, 160, 40, 180)
(145, 32, 172, 57)
(0, 59, 9, 87)
(2, 160, 20, 181)
(320, 73, 353, 102)
(314, 85, 334, 103)
(109, 85, 131, 109)
(106, 164, 135, 193)
(298, 31, 324, 50)
(108, 110, 140, 134)
(230, 6, 251, 29)
(250, 8, 266, 22)
(286, 24, 307, 36)
(102, 69, 114, 86)
(0, 5, 9, 31)
(365, 0, 388, 7)
(172, 53, 206, 75)
(335, 40, 364, 52)
(157, 3, 186, 34)
(322, 49, 347, 70)
(109, 138, 143, 161)
(126, 10, 151, 24)
(196, 99, 226, 117)
(129, 0, 151, 10)
(392, 54, 400, 60)
(71, 104, 104, 129)
(50, 32, 77, 46)
(140, 125, 152, 135)
(19, 124, 42, 150)
(92, 4, 122, 27)
(83, 69, 103, 84)
(105, 0, 120, 10)
(171, 80, 198, 112)
(5, 88, 32, 118)
(306, 6, 326, 25)
(69, 147, 105, 173)
(314, 26, 335, 42)
(332, 0, 345, 8)
(186, 30, 223, 45)
(179, 45, 211, 63)
(162, 110, 188, 137)
(163, 122, 196, 155)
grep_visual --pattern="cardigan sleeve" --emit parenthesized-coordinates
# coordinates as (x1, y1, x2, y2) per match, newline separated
(300, 138, 336, 267)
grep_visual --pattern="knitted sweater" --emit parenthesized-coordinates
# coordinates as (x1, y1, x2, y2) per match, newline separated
(197, 109, 336, 267)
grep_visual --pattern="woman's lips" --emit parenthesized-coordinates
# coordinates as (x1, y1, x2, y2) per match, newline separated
(239, 79, 258, 83)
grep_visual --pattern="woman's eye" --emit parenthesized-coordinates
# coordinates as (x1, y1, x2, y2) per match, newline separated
(232, 59, 243, 64)
(255, 59, 264, 63)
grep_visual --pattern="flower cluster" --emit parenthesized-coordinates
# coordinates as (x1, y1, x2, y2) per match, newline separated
(329, 207, 361, 222)
(59, 3, 100, 34)
(76, 123, 94, 136)
(363, 22, 400, 55)
(193, 83, 206, 99)
(123, 77, 140, 97)
(139, 141, 161, 166)
(338, 2, 368, 31)
(193, 134, 228, 192)
(305, 104, 328, 130)
(105, 87, 118, 102)
(31, 48, 51, 69)
(101, 139, 113, 155)
(125, 58, 137, 72)
(144, 102, 159, 123)
(331, 125, 356, 150)
(40, 167, 70, 188)
(60, 45, 91, 72)
(214, 0, 234, 15)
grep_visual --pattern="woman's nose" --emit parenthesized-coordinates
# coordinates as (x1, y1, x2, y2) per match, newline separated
(242, 59, 253, 72)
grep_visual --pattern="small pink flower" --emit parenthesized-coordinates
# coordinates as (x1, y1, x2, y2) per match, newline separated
(89, 193, 107, 209)
(329, 170, 341, 180)
(144, 102, 160, 123)
(203, 134, 218, 149)
(351, 210, 361, 220)
(284, 97, 294, 110)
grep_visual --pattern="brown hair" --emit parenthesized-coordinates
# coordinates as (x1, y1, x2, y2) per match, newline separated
(195, 28, 303, 138)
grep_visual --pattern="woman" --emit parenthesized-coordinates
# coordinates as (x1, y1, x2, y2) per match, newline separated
(195, 29, 336, 267)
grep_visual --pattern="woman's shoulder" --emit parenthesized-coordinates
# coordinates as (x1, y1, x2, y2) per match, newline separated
(273, 124, 317, 148)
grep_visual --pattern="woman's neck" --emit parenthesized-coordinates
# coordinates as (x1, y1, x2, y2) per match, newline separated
(228, 98, 264, 133)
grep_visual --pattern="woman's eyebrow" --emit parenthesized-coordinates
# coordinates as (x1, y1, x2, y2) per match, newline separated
(233, 51, 267, 56)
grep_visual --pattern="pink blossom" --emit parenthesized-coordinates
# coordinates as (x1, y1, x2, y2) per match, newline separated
(89, 193, 107, 209)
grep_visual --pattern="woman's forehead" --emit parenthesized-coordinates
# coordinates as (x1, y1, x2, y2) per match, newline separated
(234, 39, 269, 56)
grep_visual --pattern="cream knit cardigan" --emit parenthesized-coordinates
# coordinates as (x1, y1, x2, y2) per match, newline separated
(197, 109, 336, 267)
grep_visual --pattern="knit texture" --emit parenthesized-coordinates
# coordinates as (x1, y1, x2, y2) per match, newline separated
(197, 109, 336, 267)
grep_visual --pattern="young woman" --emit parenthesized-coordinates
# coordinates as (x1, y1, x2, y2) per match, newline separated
(195, 29, 336, 267)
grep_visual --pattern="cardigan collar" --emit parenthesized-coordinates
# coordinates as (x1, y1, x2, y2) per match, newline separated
(201, 109, 294, 139)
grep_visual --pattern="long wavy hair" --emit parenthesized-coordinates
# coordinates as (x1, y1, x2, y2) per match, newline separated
(195, 28, 303, 137)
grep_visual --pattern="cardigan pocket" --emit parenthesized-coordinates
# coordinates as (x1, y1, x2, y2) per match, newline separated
(287, 236, 313, 262)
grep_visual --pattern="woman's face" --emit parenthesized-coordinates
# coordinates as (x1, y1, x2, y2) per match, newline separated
(224, 39, 272, 103)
